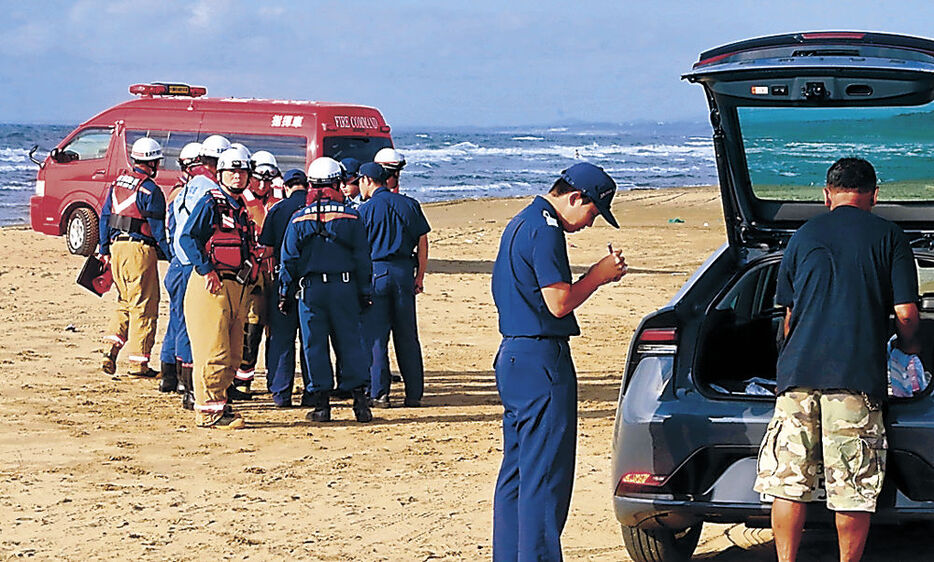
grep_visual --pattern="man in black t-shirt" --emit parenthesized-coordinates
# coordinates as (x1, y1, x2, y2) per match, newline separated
(754, 158, 920, 562)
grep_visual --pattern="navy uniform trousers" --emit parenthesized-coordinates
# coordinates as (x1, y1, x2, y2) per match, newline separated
(493, 336, 577, 562)
(161, 258, 194, 364)
(298, 274, 368, 394)
(367, 259, 424, 401)
(265, 293, 310, 399)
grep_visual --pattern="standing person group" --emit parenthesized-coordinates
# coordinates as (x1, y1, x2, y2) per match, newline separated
(97, 137, 431, 429)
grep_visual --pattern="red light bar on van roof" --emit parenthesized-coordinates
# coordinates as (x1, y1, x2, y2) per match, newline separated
(800, 32, 866, 40)
(129, 83, 207, 98)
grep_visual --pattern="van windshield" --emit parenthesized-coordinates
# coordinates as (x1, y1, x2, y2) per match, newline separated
(738, 102, 934, 202)
(322, 136, 393, 163)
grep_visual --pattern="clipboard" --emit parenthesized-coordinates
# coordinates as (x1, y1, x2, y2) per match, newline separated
(76, 254, 113, 297)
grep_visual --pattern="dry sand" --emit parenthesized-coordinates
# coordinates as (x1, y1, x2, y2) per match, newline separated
(0, 186, 924, 560)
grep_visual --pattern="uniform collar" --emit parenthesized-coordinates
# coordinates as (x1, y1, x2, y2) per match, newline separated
(288, 189, 307, 201)
(372, 186, 391, 198)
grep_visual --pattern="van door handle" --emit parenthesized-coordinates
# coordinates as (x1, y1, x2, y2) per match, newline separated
(92, 169, 106, 178)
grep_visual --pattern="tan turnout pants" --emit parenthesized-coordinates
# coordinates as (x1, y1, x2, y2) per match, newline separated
(185, 273, 250, 426)
(105, 240, 160, 369)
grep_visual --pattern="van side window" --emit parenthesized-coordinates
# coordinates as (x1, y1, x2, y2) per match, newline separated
(61, 128, 112, 161)
(221, 134, 307, 172)
(322, 136, 393, 163)
(126, 130, 199, 171)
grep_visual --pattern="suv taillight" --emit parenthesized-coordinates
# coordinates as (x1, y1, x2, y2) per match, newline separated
(615, 471, 669, 495)
(636, 328, 678, 355)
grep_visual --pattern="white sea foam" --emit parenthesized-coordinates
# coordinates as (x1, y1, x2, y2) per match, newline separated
(421, 181, 532, 192)
(402, 142, 714, 164)
(511, 136, 545, 141)
(0, 148, 31, 162)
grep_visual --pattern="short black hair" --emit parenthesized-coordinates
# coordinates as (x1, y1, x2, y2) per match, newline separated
(826, 158, 877, 193)
(549, 178, 592, 203)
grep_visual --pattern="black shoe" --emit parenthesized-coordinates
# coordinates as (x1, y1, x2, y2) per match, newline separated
(178, 365, 195, 410)
(391, 374, 403, 383)
(227, 384, 252, 402)
(403, 398, 421, 408)
(159, 361, 178, 393)
(370, 394, 391, 409)
(305, 391, 331, 422)
(129, 367, 159, 378)
(352, 387, 373, 423)
(234, 379, 252, 392)
(272, 394, 292, 408)
(332, 389, 353, 400)
(300, 392, 315, 408)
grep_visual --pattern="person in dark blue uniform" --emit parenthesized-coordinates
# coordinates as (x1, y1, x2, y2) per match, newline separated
(339, 157, 362, 209)
(278, 157, 373, 423)
(357, 162, 431, 408)
(258, 169, 310, 407)
(491, 162, 627, 561)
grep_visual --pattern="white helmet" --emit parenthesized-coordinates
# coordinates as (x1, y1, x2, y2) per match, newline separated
(251, 150, 279, 177)
(200, 135, 231, 159)
(178, 142, 202, 164)
(374, 147, 406, 172)
(217, 146, 252, 172)
(307, 157, 343, 185)
(230, 142, 251, 158)
(130, 137, 163, 162)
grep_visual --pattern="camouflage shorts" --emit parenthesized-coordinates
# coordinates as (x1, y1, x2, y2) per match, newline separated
(753, 387, 887, 512)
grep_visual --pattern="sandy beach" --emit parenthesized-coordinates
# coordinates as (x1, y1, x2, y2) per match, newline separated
(0, 186, 924, 561)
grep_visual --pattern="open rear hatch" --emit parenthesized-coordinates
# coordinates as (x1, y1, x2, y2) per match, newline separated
(683, 31, 934, 250)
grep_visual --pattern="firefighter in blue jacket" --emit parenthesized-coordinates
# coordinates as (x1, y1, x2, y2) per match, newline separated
(491, 162, 627, 561)
(99, 137, 171, 378)
(178, 146, 257, 429)
(278, 157, 373, 423)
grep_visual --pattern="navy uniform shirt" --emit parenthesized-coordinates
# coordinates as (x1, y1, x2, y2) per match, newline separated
(776, 205, 918, 400)
(258, 189, 308, 262)
(358, 187, 431, 262)
(492, 196, 580, 337)
(98, 167, 170, 258)
(178, 188, 249, 276)
(278, 198, 372, 300)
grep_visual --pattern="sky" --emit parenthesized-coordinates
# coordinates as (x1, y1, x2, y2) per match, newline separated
(3, 0, 934, 128)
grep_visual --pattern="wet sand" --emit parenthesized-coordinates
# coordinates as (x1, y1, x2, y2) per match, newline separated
(0, 186, 922, 560)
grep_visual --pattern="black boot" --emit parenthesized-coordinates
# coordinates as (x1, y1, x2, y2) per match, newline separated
(159, 361, 178, 393)
(174, 360, 185, 394)
(305, 391, 331, 422)
(237, 323, 263, 390)
(352, 386, 373, 423)
(179, 365, 195, 411)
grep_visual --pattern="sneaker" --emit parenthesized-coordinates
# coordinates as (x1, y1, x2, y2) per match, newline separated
(227, 384, 252, 401)
(204, 412, 245, 430)
(128, 367, 158, 378)
(370, 394, 391, 409)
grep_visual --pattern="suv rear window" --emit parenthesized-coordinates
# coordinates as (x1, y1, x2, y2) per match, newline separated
(322, 136, 393, 163)
(738, 102, 934, 202)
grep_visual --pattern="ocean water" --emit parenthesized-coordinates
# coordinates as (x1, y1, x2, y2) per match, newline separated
(0, 121, 718, 227)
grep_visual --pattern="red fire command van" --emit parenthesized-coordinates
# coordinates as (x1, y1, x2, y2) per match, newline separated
(30, 82, 394, 255)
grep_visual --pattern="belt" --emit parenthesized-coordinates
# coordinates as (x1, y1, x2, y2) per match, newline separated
(113, 235, 155, 247)
(301, 272, 352, 285)
(504, 335, 570, 342)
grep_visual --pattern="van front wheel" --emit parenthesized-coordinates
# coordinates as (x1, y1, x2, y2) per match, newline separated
(66, 207, 98, 256)
(621, 523, 702, 562)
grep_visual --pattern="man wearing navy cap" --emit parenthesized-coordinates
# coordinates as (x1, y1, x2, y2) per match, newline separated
(340, 157, 362, 208)
(358, 162, 431, 408)
(258, 169, 311, 407)
(491, 162, 627, 561)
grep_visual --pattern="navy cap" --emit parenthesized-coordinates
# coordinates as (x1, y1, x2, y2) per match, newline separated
(282, 168, 307, 186)
(560, 162, 619, 228)
(340, 157, 362, 182)
(358, 161, 389, 183)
